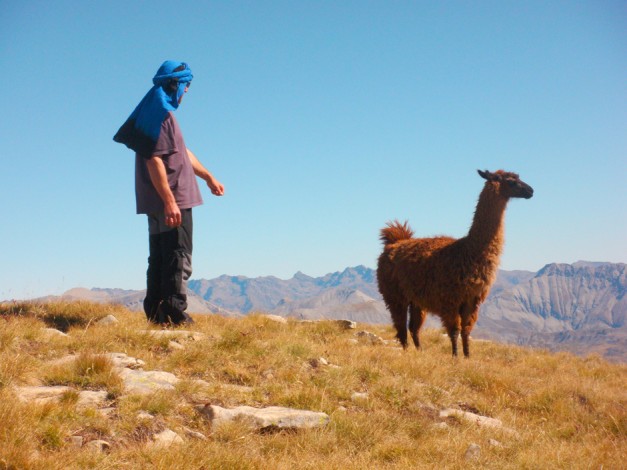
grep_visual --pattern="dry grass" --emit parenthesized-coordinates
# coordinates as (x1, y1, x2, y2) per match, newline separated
(0, 300, 625, 469)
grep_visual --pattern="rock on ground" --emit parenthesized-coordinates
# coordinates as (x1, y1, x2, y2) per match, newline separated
(96, 315, 119, 326)
(439, 408, 517, 435)
(42, 328, 68, 338)
(465, 443, 481, 460)
(259, 314, 288, 324)
(76, 390, 109, 409)
(14, 385, 73, 405)
(139, 330, 206, 341)
(197, 404, 330, 431)
(117, 368, 179, 395)
(149, 429, 184, 448)
(355, 330, 385, 345)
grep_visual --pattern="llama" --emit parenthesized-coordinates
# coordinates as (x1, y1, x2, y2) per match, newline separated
(377, 169, 533, 357)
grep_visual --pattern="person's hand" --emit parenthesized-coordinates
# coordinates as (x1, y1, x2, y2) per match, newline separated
(207, 177, 225, 196)
(164, 201, 182, 227)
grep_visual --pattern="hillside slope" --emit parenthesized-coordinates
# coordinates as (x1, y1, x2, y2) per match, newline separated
(0, 301, 625, 469)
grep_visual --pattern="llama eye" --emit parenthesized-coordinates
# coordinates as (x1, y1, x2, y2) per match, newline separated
(506, 180, 517, 187)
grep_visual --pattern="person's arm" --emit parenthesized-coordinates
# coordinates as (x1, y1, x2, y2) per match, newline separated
(145, 156, 182, 227)
(186, 149, 225, 196)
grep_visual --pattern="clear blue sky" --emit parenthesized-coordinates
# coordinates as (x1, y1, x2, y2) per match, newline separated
(1, 0, 625, 300)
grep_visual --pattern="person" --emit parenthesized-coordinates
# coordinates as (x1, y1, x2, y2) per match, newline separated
(113, 60, 224, 325)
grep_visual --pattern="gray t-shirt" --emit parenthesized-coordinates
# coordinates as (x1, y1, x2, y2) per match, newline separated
(135, 112, 203, 214)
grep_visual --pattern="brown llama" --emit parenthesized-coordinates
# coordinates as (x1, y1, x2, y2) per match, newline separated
(377, 169, 533, 357)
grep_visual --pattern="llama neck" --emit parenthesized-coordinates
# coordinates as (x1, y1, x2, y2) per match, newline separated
(467, 185, 508, 258)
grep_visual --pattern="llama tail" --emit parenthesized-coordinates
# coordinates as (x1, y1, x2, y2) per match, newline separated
(380, 220, 414, 245)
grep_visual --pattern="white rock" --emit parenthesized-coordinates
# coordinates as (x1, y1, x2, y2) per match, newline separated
(149, 429, 183, 448)
(76, 390, 109, 409)
(139, 329, 206, 341)
(439, 408, 517, 435)
(96, 315, 119, 326)
(70, 436, 84, 448)
(198, 405, 330, 431)
(136, 411, 154, 421)
(42, 328, 68, 338)
(260, 314, 288, 324)
(105, 352, 146, 370)
(351, 392, 369, 401)
(14, 385, 73, 405)
(118, 368, 179, 395)
(183, 426, 208, 440)
(168, 340, 185, 350)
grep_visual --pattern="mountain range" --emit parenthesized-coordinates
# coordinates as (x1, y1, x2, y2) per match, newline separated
(42, 261, 626, 362)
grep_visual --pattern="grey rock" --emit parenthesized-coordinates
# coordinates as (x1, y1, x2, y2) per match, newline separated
(351, 392, 369, 401)
(168, 340, 185, 350)
(118, 368, 179, 395)
(197, 404, 330, 431)
(259, 314, 288, 324)
(149, 429, 184, 448)
(85, 440, 111, 452)
(439, 408, 516, 435)
(183, 426, 208, 440)
(335, 320, 357, 329)
(14, 385, 73, 405)
(42, 328, 68, 338)
(136, 411, 154, 421)
(464, 443, 481, 460)
(105, 352, 146, 370)
(96, 314, 119, 326)
(76, 390, 109, 409)
(139, 330, 206, 341)
(355, 330, 385, 345)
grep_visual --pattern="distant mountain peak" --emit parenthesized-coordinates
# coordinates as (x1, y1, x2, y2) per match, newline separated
(293, 271, 314, 281)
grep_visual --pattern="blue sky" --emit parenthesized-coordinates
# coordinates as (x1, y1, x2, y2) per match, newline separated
(1, 0, 625, 299)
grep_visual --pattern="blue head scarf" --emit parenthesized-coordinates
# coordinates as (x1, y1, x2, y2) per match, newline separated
(113, 60, 193, 156)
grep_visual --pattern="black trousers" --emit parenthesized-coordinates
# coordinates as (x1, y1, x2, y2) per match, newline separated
(143, 209, 194, 325)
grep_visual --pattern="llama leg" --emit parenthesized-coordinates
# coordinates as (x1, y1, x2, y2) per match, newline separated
(449, 328, 460, 357)
(390, 302, 409, 348)
(445, 316, 462, 357)
(460, 302, 479, 358)
(408, 305, 426, 350)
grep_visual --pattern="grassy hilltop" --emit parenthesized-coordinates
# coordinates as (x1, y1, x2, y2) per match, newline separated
(0, 301, 625, 469)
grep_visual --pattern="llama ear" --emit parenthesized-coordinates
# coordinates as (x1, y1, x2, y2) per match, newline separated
(477, 169, 493, 181)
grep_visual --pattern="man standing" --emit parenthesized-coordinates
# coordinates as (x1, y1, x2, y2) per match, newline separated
(114, 60, 224, 325)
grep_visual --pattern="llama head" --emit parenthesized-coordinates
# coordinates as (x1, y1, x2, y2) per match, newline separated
(477, 170, 534, 199)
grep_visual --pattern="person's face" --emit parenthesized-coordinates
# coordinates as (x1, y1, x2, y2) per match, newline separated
(178, 84, 190, 105)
